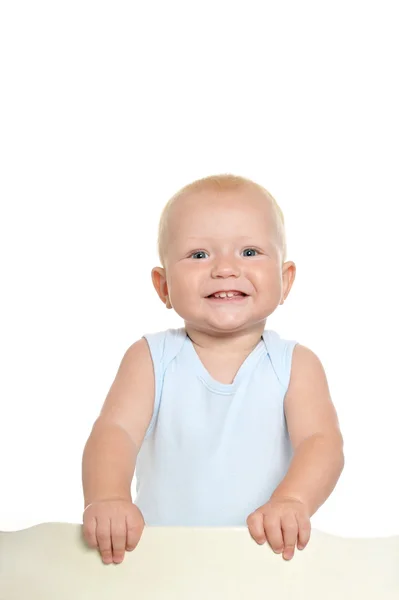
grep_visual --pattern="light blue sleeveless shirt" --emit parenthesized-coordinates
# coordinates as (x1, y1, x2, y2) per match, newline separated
(134, 327, 298, 526)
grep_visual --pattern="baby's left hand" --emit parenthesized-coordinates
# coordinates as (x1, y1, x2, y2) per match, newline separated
(246, 496, 311, 560)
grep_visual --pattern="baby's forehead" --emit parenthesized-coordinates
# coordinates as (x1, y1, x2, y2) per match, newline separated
(170, 190, 277, 234)
(171, 188, 275, 220)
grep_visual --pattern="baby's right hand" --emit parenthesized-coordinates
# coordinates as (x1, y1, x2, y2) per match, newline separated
(82, 499, 145, 564)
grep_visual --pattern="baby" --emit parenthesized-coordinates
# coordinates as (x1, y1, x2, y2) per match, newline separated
(81, 174, 344, 566)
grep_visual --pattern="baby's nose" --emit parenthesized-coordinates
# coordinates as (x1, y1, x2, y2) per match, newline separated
(211, 257, 241, 277)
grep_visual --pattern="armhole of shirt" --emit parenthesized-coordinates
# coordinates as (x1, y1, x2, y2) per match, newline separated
(282, 339, 298, 389)
(141, 332, 165, 440)
(265, 330, 298, 392)
(141, 328, 186, 440)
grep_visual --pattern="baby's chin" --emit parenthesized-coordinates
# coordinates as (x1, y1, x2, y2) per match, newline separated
(185, 316, 264, 335)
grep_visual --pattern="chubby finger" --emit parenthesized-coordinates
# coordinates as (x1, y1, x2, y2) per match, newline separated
(246, 512, 267, 544)
(126, 514, 142, 551)
(297, 514, 311, 550)
(281, 513, 298, 560)
(82, 515, 98, 549)
(96, 518, 113, 564)
(263, 514, 284, 554)
(110, 520, 127, 564)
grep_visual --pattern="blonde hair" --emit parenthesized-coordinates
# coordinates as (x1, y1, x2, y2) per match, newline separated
(157, 173, 287, 266)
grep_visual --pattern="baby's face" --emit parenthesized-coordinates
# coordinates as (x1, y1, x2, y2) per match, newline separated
(153, 187, 295, 335)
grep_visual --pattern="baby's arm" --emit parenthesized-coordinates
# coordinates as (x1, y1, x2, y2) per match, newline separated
(273, 343, 344, 511)
(247, 344, 344, 560)
(82, 338, 154, 507)
(81, 337, 155, 563)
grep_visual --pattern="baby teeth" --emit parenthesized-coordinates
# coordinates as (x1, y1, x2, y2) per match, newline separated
(215, 291, 235, 298)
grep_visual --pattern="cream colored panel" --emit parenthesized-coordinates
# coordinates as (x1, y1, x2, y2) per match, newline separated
(1, 523, 399, 599)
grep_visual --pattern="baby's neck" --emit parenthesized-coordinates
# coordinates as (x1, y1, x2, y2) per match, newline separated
(185, 325, 265, 356)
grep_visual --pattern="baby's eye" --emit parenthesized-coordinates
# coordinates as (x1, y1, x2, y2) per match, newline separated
(242, 248, 258, 257)
(191, 251, 209, 259)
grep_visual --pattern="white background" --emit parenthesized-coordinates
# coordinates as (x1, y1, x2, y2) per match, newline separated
(1, 1, 398, 537)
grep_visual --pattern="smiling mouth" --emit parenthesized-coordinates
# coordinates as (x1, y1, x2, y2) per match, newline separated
(206, 292, 248, 298)
(206, 293, 249, 302)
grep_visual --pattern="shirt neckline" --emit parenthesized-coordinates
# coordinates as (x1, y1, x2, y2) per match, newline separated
(184, 330, 267, 394)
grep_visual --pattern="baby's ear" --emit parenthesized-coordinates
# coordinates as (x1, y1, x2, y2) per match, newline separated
(151, 267, 170, 307)
(281, 260, 296, 303)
